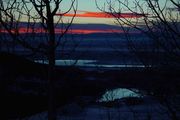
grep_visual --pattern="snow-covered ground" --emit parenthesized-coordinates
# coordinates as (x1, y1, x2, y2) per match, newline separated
(21, 100, 172, 120)
(19, 89, 180, 120)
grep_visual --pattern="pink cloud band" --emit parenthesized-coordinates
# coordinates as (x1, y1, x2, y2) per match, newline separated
(0, 28, 140, 34)
(56, 11, 146, 18)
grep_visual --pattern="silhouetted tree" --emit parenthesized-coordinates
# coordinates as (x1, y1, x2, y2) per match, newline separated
(96, 0, 180, 68)
(0, 0, 77, 120)
(96, 1, 180, 119)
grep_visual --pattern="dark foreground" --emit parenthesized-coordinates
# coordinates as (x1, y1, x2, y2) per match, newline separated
(0, 52, 180, 119)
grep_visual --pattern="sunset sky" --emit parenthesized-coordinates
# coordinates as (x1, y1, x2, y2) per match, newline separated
(2, 0, 178, 34)
(59, 0, 175, 24)
(59, 0, 141, 24)
(58, 0, 114, 24)
(13, 0, 176, 25)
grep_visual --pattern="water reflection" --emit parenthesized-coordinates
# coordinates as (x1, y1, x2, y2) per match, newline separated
(99, 88, 141, 102)
(35, 59, 146, 69)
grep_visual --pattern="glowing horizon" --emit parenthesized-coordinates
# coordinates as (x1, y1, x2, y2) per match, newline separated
(0, 27, 141, 34)
(56, 11, 146, 18)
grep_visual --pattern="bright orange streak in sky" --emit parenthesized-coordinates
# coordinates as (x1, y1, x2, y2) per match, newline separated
(0, 28, 126, 34)
(56, 11, 146, 18)
(0, 27, 142, 34)
(67, 29, 124, 34)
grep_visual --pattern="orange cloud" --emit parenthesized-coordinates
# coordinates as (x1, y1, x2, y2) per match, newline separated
(0, 28, 125, 34)
(66, 29, 125, 34)
(56, 11, 146, 18)
(0, 28, 45, 34)
(0, 26, 141, 34)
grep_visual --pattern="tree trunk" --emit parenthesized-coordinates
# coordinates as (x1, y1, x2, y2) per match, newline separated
(47, 15, 56, 120)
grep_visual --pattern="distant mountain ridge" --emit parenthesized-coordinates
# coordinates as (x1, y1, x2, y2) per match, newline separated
(16, 22, 135, 31)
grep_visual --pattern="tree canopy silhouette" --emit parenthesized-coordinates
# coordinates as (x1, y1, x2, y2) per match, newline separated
(0, 0, 77, 120)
